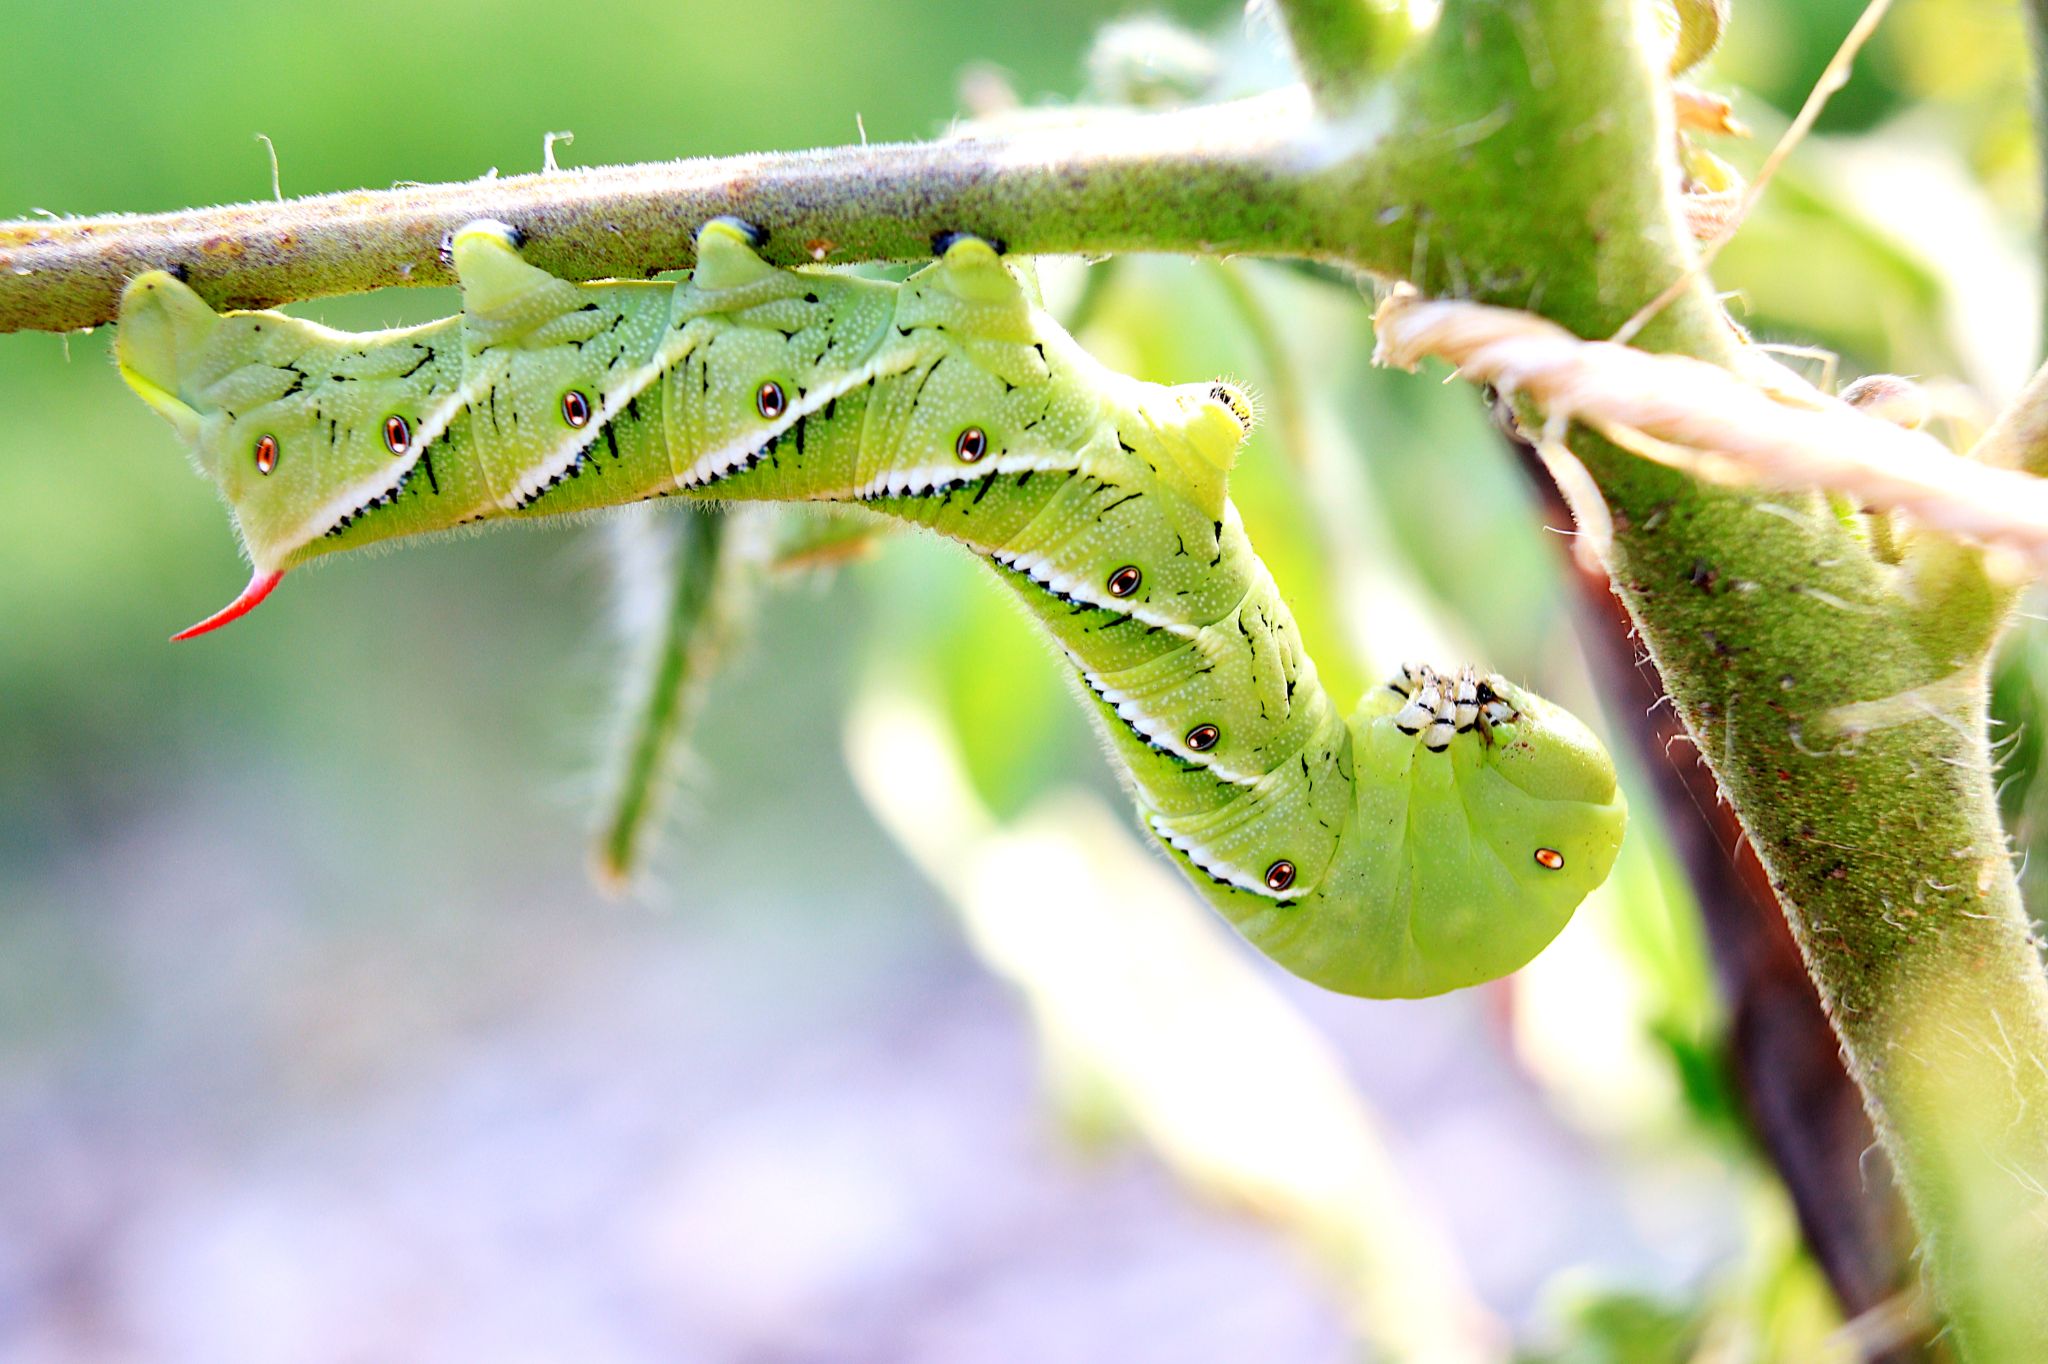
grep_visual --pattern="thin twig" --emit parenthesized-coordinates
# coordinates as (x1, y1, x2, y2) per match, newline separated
(1613, 0, 1894, 346)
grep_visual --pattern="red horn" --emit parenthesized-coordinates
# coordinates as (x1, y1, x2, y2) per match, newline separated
(171, 569, 285, 642)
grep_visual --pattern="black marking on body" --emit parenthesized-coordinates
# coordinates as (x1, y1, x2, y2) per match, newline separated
(902, 355, 943, 411)
(931, 230, 1008, 257)
(859, 466, 1052, 513)
(1151, 832, 1289, 900)
(323, 445, 439, 538)
(676, 413, 812, 493)
(512, 443, 606, 510)
(1074, 671, 1215, 774)
(986, 550, 1137, 629)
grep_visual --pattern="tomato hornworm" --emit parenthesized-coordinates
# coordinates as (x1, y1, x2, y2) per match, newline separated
(115, 218, 1626, 997)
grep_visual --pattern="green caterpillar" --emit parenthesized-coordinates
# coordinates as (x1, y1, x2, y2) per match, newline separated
(114, 218, 1626, 998)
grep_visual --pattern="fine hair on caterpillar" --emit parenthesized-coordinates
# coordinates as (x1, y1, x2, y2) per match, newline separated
(115, 216, 1627, 998)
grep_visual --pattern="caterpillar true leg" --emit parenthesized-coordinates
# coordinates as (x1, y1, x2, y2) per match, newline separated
(115, 220, 1626, 998)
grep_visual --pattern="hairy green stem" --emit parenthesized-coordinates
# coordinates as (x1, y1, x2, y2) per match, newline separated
(594, 508, 740, 888)
(1, 96, 1368, 334)
(4, 0, 2046, 1349)
(1424, 2, 2048, 1355)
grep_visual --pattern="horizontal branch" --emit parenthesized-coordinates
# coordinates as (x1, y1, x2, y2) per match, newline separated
(0, 93, 1386, 334)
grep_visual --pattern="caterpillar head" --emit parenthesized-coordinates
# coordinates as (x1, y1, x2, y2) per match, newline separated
(1140, 380, 1253, 518)
(1199, 381, 1256, 438)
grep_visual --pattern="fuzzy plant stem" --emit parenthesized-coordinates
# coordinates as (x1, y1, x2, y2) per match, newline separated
(1, 94, 1365, 334)
(1509, 429, 1925, 1355)
(1406, 4, 2048, 1357)
(593, 508, 740, 889)
(5, 0, 2047, 1351)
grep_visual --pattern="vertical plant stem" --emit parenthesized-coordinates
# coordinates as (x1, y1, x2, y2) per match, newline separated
(594, 508, 740, 888)
(1401, 2, 2048, 1352)
(1508, 432, 1928, 1359)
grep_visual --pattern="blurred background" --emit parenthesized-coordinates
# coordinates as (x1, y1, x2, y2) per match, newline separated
(0, 1, 2038, 1360)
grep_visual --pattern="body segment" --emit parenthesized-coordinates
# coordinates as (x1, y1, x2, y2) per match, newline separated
(116, 220, 1626, 997)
